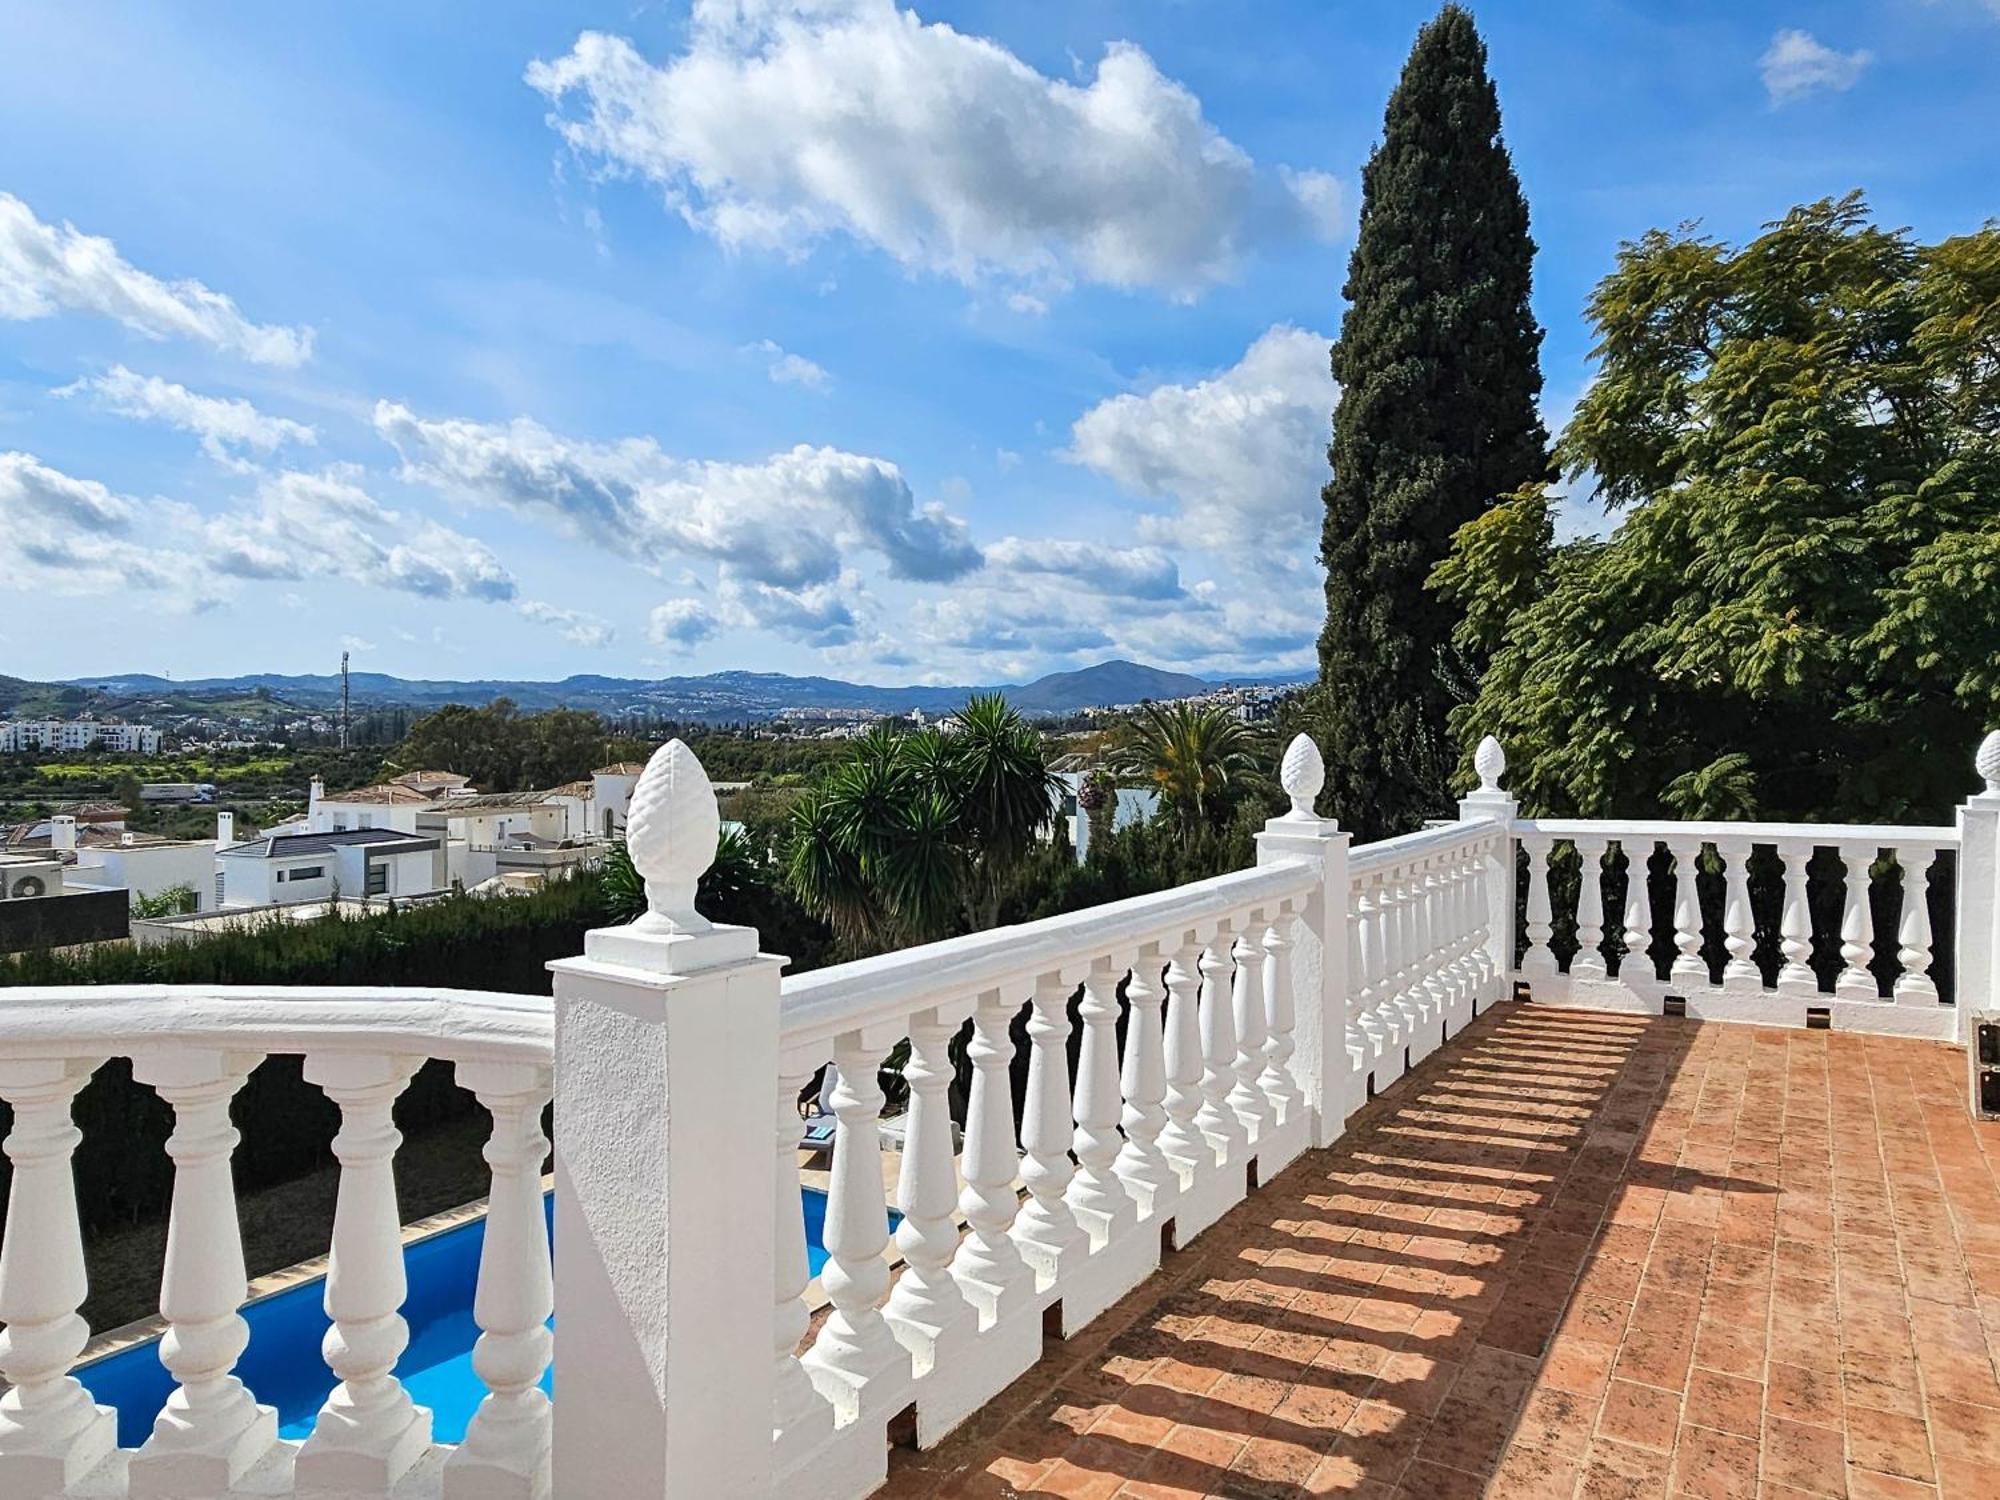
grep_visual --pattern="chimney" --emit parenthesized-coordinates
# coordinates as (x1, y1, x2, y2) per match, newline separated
(308, 777, 325, 829)
(217, 810, 235, 849)
(51, 815, 76, 853)
(121, 831, 135, 847)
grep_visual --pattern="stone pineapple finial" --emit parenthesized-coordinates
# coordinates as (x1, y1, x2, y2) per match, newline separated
(1474, 735, 1507, 794)
(1280, 734, 1324, 819)
(1978, 729, 2000, 795)
(625, 738, 719, 934)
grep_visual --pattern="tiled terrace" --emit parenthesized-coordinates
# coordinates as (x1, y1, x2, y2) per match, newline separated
(879, 1003, 2000, 1499)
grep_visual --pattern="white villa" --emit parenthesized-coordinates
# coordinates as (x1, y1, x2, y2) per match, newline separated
(0, 720, 162, 754)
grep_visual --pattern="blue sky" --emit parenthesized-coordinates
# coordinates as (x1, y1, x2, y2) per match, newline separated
(2, 1, 1995, 686)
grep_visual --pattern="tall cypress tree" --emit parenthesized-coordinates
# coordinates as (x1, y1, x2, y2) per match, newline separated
(1316, 5, 1548, 840)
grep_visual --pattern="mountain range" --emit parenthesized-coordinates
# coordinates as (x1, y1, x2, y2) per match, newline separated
(46, 659, 1310, 722)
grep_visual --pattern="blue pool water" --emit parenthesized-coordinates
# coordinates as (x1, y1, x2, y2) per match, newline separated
(78, 1186, 884, 1447)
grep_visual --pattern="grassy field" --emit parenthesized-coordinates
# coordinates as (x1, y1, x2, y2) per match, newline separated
(33, 756, 295, 781)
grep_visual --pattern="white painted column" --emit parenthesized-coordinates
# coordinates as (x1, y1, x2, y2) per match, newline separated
(0, 1058, 117, 1496)
(444, 1061, 555, 1500)
(1226, 920, 1272, 1141)
(1956, 733, 2000, 1035)
(1255, 735, 1353, 1142)
(1258, 904, 1304, 1128)
(1776, 841, 1818, 997)
(1156, 938, 1208, 1179)
(1668, 838, 1709, 989)
(1718, 837, 1761, 993)
(1835, 842, 1880, 1000)
(771, 1064, 831, 1475)
(1894, 847, 1940, 1005)
(1458, 737, 1519, 997)
(1571, 836, 1609, 981)
(128, 1049, 275, 1499)
(1519, 833, 1558, 982)
(1194, 925, 1247, 1160)
(1114, 946, 1175, 1218)
(1067, 959, 1135, 1245)
(952, 991, 1032, 1323)
(885, 1007, 978, 1376)
(549, 739, 782, 1500)
(1619, 839, 1657, 984)
(1012, 972, 1087, 1285)
(1352, 876, 1383, 1057)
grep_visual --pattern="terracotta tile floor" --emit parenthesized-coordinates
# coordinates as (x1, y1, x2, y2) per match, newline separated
(877, 1002, 2000, 1498)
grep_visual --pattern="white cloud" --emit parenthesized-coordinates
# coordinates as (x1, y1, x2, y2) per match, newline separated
(749, 338, 829, 389)
(0, 451, 212, 602)
(55, 365, 317, 466)
(526, 1, 1339, 300)
(649, 597, 720, 648)
(204, 469, 519, 603)
(1760, 29, 1872, 104)
(517, 598, 616, 648)
(983, 536, 1185, 601)
(0, 192, 313, 366)
(0, 449, 139, 534)
(1066, 323, 1332, 566)
(340, 635, 377, 653)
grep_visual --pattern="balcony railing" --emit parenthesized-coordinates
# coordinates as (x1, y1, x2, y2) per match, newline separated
(3, 730, 1998, 1497)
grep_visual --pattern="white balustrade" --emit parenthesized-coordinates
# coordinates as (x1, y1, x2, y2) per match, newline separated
(1520, 834, 1558, 979)
(1718, 838, 1760, 992)
(128, 1049, 274, 1499)
(1226, 921, 1272, 1141)
(952, 991, 1031, 1321)
(1012, 974, 1087, 1283)
(295, 1052, 431, 1496)
(444, 1060, 555, 1500)
(1067, 961, 1135, 1244)
(1571, 837, 1609, 980)
(1114, 948, 1174, 1217)
(1156, 938, 1209, 1180)
(1669, 838, 1708, 988)
(1777, 843, 1817, 995)
(772, 1067, 831, 1466)
(1258, 905, 1303, 1128)
(1194, 926, 1247, 1160)
(884, 1010, 977, 1373)
(1836, 843, 1880, 1000)
(1894, 848, 1939, 1004)
(1619, 840, 1655, 982)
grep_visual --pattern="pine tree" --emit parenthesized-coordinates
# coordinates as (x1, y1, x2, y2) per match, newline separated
(1315, 5, 1548, 840)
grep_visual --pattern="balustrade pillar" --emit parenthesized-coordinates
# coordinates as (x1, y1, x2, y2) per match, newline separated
(1572, 837, 1609, 981)
(800, 1030, 906, 1421)
(1194, 926, 1247, 1160)
(1836, 843, 1880, 1000)
(1156, 939, 1209, 1179)
(1012, 973, 1088, 1283)
(444, 1061, 555, 1500)
(1520, 835, 1558, 980)
(1356, 875, 1388, 1048)
(1669, 839, 1709, 988)
(885, 1009, 977, 1373)
(771, 1065, 831, 1468)
(1114, 947, 1175, 1216)
(128, 1049, 276, 1499)
(1227, 921, 1272, 1141)
(1618, 841, 1656, 983)
(0, 1058, 117, 1496)
(1776, 843, 1818, 996)
(296, 1052, 431, 1497)
(1259, 906, 1304, 1128)
(954, 991, 1033, 1321)
(1067, 960, 1135, 1243)
(1894, 848, 1940, 1004)
(1718, 838, 1761, 993)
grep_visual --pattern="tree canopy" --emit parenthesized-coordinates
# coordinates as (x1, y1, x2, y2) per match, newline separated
(1433, 195, 2000, 822)
(1316, 3, 1549, 841)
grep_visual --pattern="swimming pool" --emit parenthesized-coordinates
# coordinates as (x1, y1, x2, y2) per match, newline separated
(76, 1186, 885, 1447)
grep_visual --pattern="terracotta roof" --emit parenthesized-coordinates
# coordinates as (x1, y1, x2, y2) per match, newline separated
(548, 781, 593, 799)
(56, 801, 131, 821)
(5, 824, 179, 852)
(434, 790, 565, 814)
(323, 783, 436, 806)
(389, 769, 471, 792)
(593, 762, 647, 776)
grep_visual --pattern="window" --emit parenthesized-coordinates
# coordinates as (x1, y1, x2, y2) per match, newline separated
(287, 864, 325, 882)
(366, 863, 388, 896)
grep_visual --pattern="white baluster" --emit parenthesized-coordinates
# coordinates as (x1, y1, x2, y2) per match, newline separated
(1067, 959, 1135, 1244)
(1227, 919, 1272, 1141)
(953, 992, 1032, 1322)
(1718, 837, 1761, 992)
(1776, 842, 1818, 996)
(1571, 837, 1609, 981)
(1520, 834, 1558, 979)
(1835, 843, 1880, 1000)
(1195, 925, 1247, 1159)
(1378, 871, 1412, 1038)
(1156, 939, 1209, 1180)
(1418, 860, 1452, 1021)
(296, 1053, 431, 1496)
(1444, 851, 1477, 1003)
(128, 1049, 276, 1499)
(771, 1064, 831, 1461)
(1259, 906, 1303, 1126)
(0, 1059, 116, 1495)
(1115, 946, 1175, 1217)
(1466, 842, 1498, 999)
(1011, 975, 1087, 1284)
(1668, 838, 1709, 988)
(1407, 861, 1439, 1024)
(1619, 840, 1656, 983)
(1894, 848, 1940, 1004)
(1390, 869, 1421, 1028)
(444, 1061, 554, 1500)
(1347, 881, 1378, 1061)
(1356, 874, 1389, 1051)
(885, 1010, 976, 1373)
(800, 1031, 905, 1422)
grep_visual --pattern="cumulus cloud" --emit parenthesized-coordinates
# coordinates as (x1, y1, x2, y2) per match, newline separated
(518, 598, 616, 648)
(526, 1, 1339, 300)
(0, 451, 212, 601)
(749, 338, 830, 388)
(0, 449, 139, 534)
(0, 192, 313, 366)
(649, 597, 721, 648)
(1761, 29, 1871, 103)
(204, 469, 518, 602)
(982, 536, 1185, 601)
(1066, 323, 1332, 565)
(56, 365, 316, 466)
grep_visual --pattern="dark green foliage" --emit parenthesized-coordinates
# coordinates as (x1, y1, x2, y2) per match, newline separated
(1316, 4, 1550, 841)
(1435, 196, 2000, 822)
(1114, 702, 1266, 839)
(389, 700, 619, 791)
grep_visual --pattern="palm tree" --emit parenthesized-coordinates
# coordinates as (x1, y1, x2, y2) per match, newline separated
(1116, 701, 1263, 837)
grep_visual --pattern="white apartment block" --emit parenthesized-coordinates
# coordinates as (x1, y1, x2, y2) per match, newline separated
(0, 720, 162, 754)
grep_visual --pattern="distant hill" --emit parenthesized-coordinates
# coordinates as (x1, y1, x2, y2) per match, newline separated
(59, 658, 1310, 722)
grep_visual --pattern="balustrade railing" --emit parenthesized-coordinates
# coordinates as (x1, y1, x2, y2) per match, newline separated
(3, 729, 1996, 1498)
